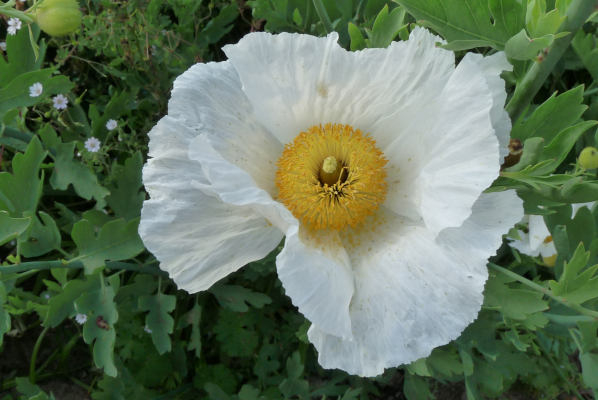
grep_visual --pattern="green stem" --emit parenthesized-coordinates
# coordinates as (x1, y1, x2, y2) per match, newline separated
(29, 326, 50, 383)
(505, 0, 597, 121)
(312, 0, 333, 34)
(1, 260, 167, 277)
(488, 263, 598, 320)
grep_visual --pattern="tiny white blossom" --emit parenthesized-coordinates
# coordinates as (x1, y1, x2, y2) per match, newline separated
(52, 94, 69, 110)
(7, 18, 22, 36)
(84, 137, 101, 153)
(144, 325, 152, 334)
(43, 293, 51, 300)
(75, 313, 87, 325)
(105, 119, 118, 130)
(0, 42, 6, 51)
(76, 151, 81, 157)
(29, 82, 43, 97)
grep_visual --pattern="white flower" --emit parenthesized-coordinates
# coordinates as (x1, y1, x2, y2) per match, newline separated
(84, 137, 101, 153)
(52, 94, 69, 110)
(75, 313, 87, 325)
(144, 325, 152, 334)
(0, 42, 6, 51)
(511, 202, 595, 265)
(105, 119, 117, 130)
(29, 82, 43, 97)
(43, 293, 51, 300)
(139, 29, 523, 377)
(7, 18, 22, 36)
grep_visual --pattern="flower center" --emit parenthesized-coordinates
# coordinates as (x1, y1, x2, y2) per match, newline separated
(276, 123, 388, 231)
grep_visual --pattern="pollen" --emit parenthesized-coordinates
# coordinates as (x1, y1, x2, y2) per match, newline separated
(276, 123, 388, 231)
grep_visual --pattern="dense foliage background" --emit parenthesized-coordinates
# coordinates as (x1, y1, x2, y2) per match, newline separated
(1, 0, 598, 398)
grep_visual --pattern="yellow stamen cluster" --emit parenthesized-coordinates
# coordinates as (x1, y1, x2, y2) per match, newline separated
(276, 123, 388, 231)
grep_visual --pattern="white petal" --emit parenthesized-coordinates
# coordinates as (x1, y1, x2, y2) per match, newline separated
(139, 117, 283, 292)
(384, 51, 500, 233)
(308, 191, 523, 377)
(223, 28, 455, 148)
(168, 61, 283, 195)
(528, 214, 556, 258)
(188, 135, 355, 339)
(465, 52, 512, 161)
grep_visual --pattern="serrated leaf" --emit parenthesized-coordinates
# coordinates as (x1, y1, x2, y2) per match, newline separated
(184, 303, 202, 359)
(106, 152, 144, 220)
(505, 29, 554, 60)
(43, 277, 99, 328)
(70, 218, 144, 274)
(348, 22, 366, 51)
(19, 211, 61, 257)
(0, 69, 74, 117)
(549, 243, 598, 304)
(403, 373, 433, 400)
(0, 211, 31, 245)
(0, 24, 46, 86)
(139, 293, 176, 355)
(394, 0, 525, 50)
(572, 30, 598, 81)
(279, 351, 309, 399)
(211, 284, 271, 312)
(214, 309, 258, 357)
(39, 126, 109, 207)
(75, 284, 119, 377)
(484, 273, 549, 320)
(366, 5, 406, 48)
(90, 92, 131, 141)
(511, 86, 586, 141)
(0, 136, 45, 216)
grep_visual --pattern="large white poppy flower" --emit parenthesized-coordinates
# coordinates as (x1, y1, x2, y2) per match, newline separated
(139, 28, 524, 377)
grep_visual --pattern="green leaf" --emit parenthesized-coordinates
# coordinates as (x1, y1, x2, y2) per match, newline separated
(279, 351, 309, 399)
(184, 303, 202, 359)
(0, 136, 46, 216)
(0, 211, 31, 245)
(19, 211, 61, 258)
(504, 29, 554, 60)
(394, 0, 525, 50)
(0, 282, 10, 347)
(39, 126, 110, 207)
(366, 5, 406, 48)
(139, 293, 176, 355)
(15, 377, 53, 400)
(197, 4, 239, 48)
(526, 0, 566, 37)
(580, 353, 598, 389)
(89, 92, 131, 141)
(0, 69, 74, 117)
(403, 373, 433, 400)
(106, 152, 144, 220)
(0, 24, 46, 86)
(75, 283, 119, 377)
(70, 218, 145, 274)
(43, 276, 99, 328)
(214, 309, 258, 357)
(348, 22, 366, 51)
(549, 243, 598, 304)
(511, 86, 586, 142)
(211, 284, 272, 312)
(572, 30, 598, 81)
(484, 273, 549, 320)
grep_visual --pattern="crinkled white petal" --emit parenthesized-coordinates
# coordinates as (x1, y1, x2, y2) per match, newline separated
(308, 191, 523, 377)
(222, 28, 454, 149)
(168, 61, 282, 195)
(384, 52, 501, 234)
(465, 52, 512, 161)
(139, 116, 283, 293)
(188, 135, 354, 339)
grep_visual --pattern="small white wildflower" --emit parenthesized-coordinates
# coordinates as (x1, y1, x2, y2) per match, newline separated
(76, 151, 81, 157)
(43, 293, 51, 300)
(144, 325, 152, 334)
(84, 137, 101, 153)
(52, 94, 69, 110)
(29, 82, 43, 97)
(0, 42, 6, 51)
(105, 119, 118, 130)
(7, 18, 22, 36)
(75, 313, 87, 325)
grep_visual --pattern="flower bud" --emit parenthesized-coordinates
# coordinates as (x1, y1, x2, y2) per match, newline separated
(579, 146, 598, 170)
(35, 0, 81, 37)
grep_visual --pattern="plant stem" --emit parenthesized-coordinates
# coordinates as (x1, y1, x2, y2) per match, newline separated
(29, 326, 49, 383)
(505, 0, 597, 121)
(488, 263, 598, 320)
(312, 0, 333, 34)
(1, 260, 168, 277)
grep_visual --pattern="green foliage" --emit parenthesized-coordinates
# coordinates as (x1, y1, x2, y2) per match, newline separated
(2, 0, 598, 398)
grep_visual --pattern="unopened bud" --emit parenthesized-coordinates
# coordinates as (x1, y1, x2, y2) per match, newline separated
(579, 146, 598, 170)
(35, 0, 81, 37)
